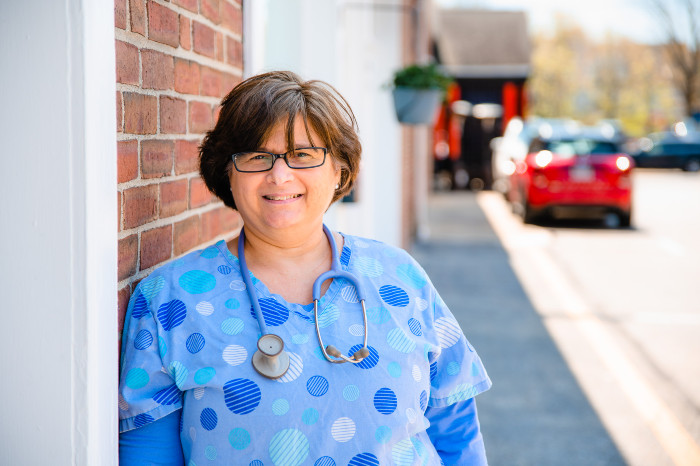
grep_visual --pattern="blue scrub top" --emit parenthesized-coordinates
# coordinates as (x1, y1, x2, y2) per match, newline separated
(119, 233, 491, 465)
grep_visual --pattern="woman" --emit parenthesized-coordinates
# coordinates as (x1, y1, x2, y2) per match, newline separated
(119, 71, 491, 465)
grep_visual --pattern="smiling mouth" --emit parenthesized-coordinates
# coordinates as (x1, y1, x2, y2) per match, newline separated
(263, 194, 302, 201)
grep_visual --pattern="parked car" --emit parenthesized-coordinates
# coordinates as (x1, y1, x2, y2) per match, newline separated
(508, 134, 634, 227)
(632, 135, 700, 171)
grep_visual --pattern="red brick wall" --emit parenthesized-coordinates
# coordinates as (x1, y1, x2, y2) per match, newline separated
(115, 0, 244, 340)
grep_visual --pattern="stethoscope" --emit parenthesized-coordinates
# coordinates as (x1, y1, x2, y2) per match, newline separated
(237, 224, 370, 379)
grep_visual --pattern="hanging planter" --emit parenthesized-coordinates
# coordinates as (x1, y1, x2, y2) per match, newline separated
(391, 64, 452, 125)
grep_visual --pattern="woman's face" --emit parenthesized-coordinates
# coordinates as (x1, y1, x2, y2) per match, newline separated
(228, 115, 341, 237)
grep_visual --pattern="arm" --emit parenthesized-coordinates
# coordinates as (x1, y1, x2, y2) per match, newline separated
(425, 398, 487, 465)
(119, 410, 184, 466)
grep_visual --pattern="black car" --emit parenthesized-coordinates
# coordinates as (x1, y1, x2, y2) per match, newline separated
(632, 138, 700, 171)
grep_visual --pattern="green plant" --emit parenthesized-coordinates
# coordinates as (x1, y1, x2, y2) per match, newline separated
(393, 64, 453, 91)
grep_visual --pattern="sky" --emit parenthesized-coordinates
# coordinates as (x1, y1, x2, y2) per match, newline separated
(435, 0, 664, 44)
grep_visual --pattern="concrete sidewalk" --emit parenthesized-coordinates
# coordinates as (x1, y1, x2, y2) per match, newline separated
(411, 192, 626, 466)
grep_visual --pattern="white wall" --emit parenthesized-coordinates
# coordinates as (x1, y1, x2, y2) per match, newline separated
(244, 0, 404, 246)
(0, 1, 117, 464)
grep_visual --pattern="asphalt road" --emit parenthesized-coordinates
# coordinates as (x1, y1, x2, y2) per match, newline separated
(411, 169, 700, 466)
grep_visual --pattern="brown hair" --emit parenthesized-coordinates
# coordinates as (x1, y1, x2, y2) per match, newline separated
(199, 71, 361, 210)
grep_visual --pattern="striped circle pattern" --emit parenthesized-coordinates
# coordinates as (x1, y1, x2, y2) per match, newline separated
(200, 408, 218, 431)
(396, 263, 427, 289)
(414, 297, 428, 311)
(221, 318, 244, 335)
(447, 361, 461, 376)
(411, 365, 422, 382)
(316, 304, 340, 328)
(250, 298, 289, 327)
(268, 429, 309, 466)
(225, 298, 240, 309)
(272, 398, 290, 416)
(386, 328, 416, 353)
(379, 285, 409, 307)
(302, 408, 319, 425)
(133, 413, 154, 428)
(366, 306, 390, 325)
(405, 408, 417, 424)
(314, 457, 336, 466)
(355, 256, 383, 277)
(200, 247, 219, 259)
(342, 384, 359, 402)
(131, 293, 149, 319)
(375, 425, 392, 443)
(348, 453, 379, 466)
(204, 446, 217, 460)
(419, 390, 428, 411)
(430, 361, 438, 382)
(195, 301, 214, 316)
(194, 387, 205, 400)
(186, 333, 205, 353)
(249, 461, 263, 466)
(157, 300, 187, 331)
(340, 285, 359, 303)
(222, 344, 247, 366)
(373, 388, 397, 415)
(348, 324, 364, 337)
(277, 352, 303, 383)
(139, 275, 165, 301)
(134, 330, 153, 350)
(179, 270, 216, 294)
(391, 438, 415, 466)
(292, 334, 309, 344)
(223, 378, 261, 414)
(168, 361, 188, 387)
(306, 375, 329, 397)
(349, 344, 379, 369)
(153, 384, 180, 405)
(229, 428, 251, 450)
(158, 336, 167, 358)
(330, 417, 356, 442)
(125, 368, 149, 389)
(407, 318, 422, 336)
(435, 316, 462, 348)
(217, 265, 231, 274)
(340, 246, 351, 266)
(229, 280, 246, 291)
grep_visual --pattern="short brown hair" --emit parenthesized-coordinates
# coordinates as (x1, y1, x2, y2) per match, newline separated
(199, 71, 361, 210)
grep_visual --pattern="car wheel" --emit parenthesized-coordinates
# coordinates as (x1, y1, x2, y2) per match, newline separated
(684, 159, 700, 172)
(619, 211, 632, 228)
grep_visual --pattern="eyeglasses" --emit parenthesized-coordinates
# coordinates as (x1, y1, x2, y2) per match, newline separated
(231, 147, 328, 173)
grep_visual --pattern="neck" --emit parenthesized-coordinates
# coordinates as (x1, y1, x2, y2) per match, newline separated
(239, 223, 331, 268)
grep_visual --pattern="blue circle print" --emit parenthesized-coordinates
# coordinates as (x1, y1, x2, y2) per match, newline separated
(200, 407, 218, 431)
(348, 344, 379, 369)
(126, 368, 149, 389)
(194, 367, 216, 385)
(217, 264, 232, 275)
(373, 388, 398, 415)
(131, 293, 149, 319)
(133, 413, 154, 428)
(229, 428, 251, 450)
(407, 318, 422, 336)
(153, 384, 180, 405)
(269, 429, 310, 466)
(179, 270, 216, 294)
(205, 445, 217, 460)
(200, 247, 219, 259)
(430, 361, 438, 382)
(225, 298, 240, 309)
(186, 333, 206, 353)
(343, 384, 360, 401)
(223, 378, 261, 414)
(419, 390, 428, 411)
(396, 263, 427, 289)
(157, 299, 187, 331)
(249, 461, 264, 466)
(340, 246, 351, 266)
(314, 456, 336, 466)
(302, 408, 319, 425)
(379, 285, 409, 307)
(249, 298, 289, 326)
(387, 362, 402, 378)
(348, 453, 379, 466)
(375, 426, 392, 443)
(306, 375, 329, 397)
(134, 329, 153, 350)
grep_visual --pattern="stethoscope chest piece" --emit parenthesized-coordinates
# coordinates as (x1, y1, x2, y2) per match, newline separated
(252, 334, 290, 379)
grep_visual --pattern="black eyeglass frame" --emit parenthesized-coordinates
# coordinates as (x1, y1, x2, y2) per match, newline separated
(231, 147, 328, 173)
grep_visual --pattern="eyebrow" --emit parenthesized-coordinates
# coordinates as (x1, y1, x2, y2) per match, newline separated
(256, 144, 315, 152)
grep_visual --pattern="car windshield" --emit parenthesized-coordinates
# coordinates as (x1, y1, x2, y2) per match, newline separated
(545, 139, 619, 156)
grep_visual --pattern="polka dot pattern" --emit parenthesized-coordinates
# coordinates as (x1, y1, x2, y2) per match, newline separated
(407, 318, 422, 336)
(306, 376, 329, 397)
(373, 388, 397, 415)
(134, 330, 153, 350)
(131, 293, 149, 319)
(194, 367, 216, 385)
(221, 318, 244, 335)
(179, 270, 216, 294)
(386, 328, 416, 353)
(195, 301, 214, 316)
(396, 263, 427, 289)
(223, 379, 261, 415)
(153, 384, 180, 405)
(250, 298, 289, 327)
(349, 344, 379, 369)
(314, 457, 336, 466)
(379, 285, 409, 307)
(157, 300, 187, 331)
(331, 417, 355, 442)
(268, 429, 309, 466)
(200, 408, 218, 431)
(186, 333, 205, 353)
(342, 384, 359, 401)
(222, 345, 247, 366)
(348, 453, 379, 466)
(229, 428, 251, 450)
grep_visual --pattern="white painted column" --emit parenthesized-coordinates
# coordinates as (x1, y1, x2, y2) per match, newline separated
(0, 1, 117, 464)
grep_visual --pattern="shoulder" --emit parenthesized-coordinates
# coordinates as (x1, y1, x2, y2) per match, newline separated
(341, 233, 427, 277)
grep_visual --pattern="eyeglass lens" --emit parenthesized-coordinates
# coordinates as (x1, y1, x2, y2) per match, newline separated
(234, 147, 326, 172)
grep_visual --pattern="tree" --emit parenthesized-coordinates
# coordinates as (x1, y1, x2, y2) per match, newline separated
(648, 0, 700, 116)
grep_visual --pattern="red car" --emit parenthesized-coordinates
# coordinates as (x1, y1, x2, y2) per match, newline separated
(508, 136, 634, 227)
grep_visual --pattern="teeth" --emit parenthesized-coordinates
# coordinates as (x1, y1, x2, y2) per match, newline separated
(265, 194, 300, 201)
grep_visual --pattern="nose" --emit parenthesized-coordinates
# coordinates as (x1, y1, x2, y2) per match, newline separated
(266, 155, 294, 184)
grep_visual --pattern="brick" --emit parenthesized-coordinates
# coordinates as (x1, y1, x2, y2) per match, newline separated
(221, 207, 240, 232)
(221, 72, 240, 95)
(225, 36, 242, 67)
(115, 0, 127, 29)
(159, 179, 188, 218)
(160, 96, 187, 134)
(148, 1, 179, 48)
(140, 225, 173, 270)
(115, 40, 139, 85)
(142, 49, 174, 90)
(221, 2, 242, 34)
(117, 286, 131, 338)
(118, 234, 138, 281)
(200, 66, 222, 97)
(179, 15, 191, 50)
(190, 177, 212, 208)
(123, 184, 158, 228)
(193, 20, 216, 58)
(174, 215, 201, 255)
(216, 32, 224, 62)
(118, 191, 123, 231)
(201, 208, 221, 242)
(189, 101, 213, 134)
(174, 59, 200, 95)
(172, 0, 197, 13)
(175, 139, 200, 174)
(141, 140, 173, 178)
(123, 92, 157, 134)
(130, 0, 146, 36)
(201, 0, 220, 23)
(212, 104, 221, 123)
(118, 140, 139, 183)
(117, 91, 123, 133)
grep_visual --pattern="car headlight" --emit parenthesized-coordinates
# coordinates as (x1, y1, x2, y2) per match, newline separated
(616, 156, 631, 171)
(535, 150, 553, 168)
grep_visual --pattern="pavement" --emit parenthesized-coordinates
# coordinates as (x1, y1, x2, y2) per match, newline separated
(410, 191, 627, 466)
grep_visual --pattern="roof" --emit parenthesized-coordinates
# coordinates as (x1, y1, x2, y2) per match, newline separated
(433, 9, 531, 79)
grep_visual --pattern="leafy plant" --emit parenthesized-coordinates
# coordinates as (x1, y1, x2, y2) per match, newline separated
(393, 64, 453, 91)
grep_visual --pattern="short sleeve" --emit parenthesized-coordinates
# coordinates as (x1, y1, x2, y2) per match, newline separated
(426, 287, 491, 408)
(119, 282, 183, 433)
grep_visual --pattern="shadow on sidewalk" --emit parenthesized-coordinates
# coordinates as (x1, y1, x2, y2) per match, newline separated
(411, 192, 626, 466)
